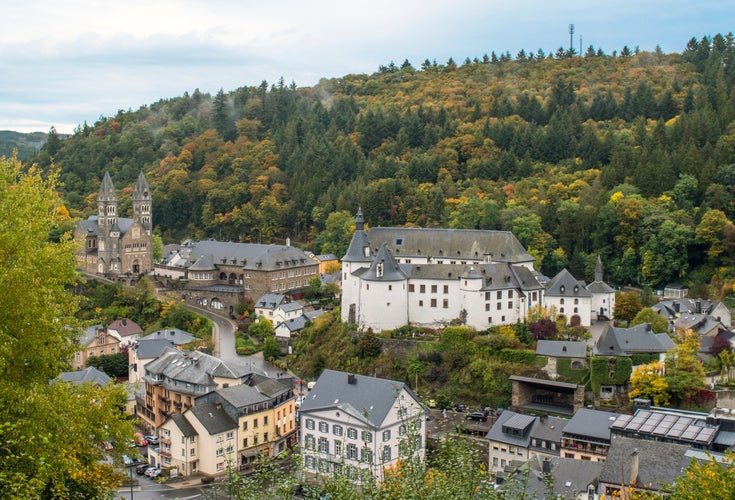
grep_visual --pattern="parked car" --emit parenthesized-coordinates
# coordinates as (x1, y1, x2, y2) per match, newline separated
(295, 396, 305, 408)
(453, 403, 467, 413)
(148, 468, 163, 479)
(143, 435, 158, 446)
(136, 464, 153, 475)
(145, 466, 160, 478)
(467, 411, 488, 422)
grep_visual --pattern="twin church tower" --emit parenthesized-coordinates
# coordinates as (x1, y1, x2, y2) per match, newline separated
(75, 171, 153, 280)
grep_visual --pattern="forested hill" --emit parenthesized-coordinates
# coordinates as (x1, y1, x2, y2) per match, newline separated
(31, 34, 735, 295)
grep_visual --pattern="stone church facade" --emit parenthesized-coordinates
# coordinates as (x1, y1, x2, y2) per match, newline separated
(75, 171, 153, 283)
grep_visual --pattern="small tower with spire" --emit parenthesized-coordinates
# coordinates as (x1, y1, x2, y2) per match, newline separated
(133, 171, 152, 235)
(97, 172, 118, 273)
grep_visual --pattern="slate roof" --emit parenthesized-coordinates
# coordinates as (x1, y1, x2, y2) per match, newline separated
(278, 302, 303, 314)
(299, 369, 417, 429)
(593, 323, 675, 356)
(77, 324, 105, 347)
(171, 413, 198, 438)
(530, 415, 568, 443)
(366, 226, 534, 265)
(486, 410, 536, 447)
(342, 209, 372, 263)
(183, 240, 313, 271)
(107, 318, 142, 337)
(57, 366, 111, 386)
(188, 402, 237, 435)
(587, 280, 615, 294)
(215, 383, 271, 409)
(77, 215, 135, 238)
(652, 298, 723, 318)
(522, 456, 604, 499)
(673, 313, 726, 335)
(277, 316, 309, 333)
(314, 254, 338, 262)
(255, 293, 287, 310)
(544, 269, 592, 298)
(135, 339, 178, 359)
(141, 328, 196, 345)
(144, 350, 252, 391)
(536, 340, 587, 358)
(359, 243, 408, 281)
(562, 408, 621, 441)
(600, 435, 690, 490)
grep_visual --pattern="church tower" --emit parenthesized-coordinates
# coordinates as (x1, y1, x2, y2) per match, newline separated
(97, 172, 118, 274)
(133, 171, 152, 234)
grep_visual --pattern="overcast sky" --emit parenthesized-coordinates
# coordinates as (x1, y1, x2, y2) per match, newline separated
(1, 1, 732, 134)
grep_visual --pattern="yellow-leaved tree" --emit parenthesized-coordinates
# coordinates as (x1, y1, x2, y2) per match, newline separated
(0, 156, 133, 498)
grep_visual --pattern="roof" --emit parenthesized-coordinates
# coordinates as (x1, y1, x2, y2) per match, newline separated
(587, 280, 615, 294)
(182, 240, 314, 271)
(278, 302, 303, 314)
(530, 415, 568, 443)
(77, 324, 105, 347)
(144, 350, 252, 391)
(171, 413, 198, 438)
(57, 366, 111, 386)
(255, 293, 287, 310)
(485, 410, 536, 447)
(600, 435, 690, 489)
(299, 369, 418, 428)
(359, 243, 407, 281)
(141, 328, 196, 345)
(593, 323, 675, 356)
(342, 209, 372, 263)
(521, 456, 604, 499)
(544, 269, 592, 298)
(314, 253, 338, 261)
(107, 318, 142, 337)
(562, 408, 621, 441)
(509, 375, 581, 391)
(536, 340, 587, 358)
(610, 408, 718, 446)
(216, 383, 271, 408)
(277, 316, 309, 333)
(135, 339, 178, 359)
(366, 226, 534, 265)
(188, 402, 237, 435)
(77, 215, 136, 239)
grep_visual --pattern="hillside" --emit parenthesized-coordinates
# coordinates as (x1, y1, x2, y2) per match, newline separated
(29, 34, 735, 295)
(0, 130, 48, 161)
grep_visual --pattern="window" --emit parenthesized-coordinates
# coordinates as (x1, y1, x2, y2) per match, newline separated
(254, 418, 259, 428)
(574, 298, 579, 305)
(243, 438, 248, 447)
(334, 440, 342, 455)
(497, 302, 502, 310)
(399, 424, 406, 436)
(430, 298, 437, 307)
(263, 416, 268, 425)
(508, 301, 513, 309)
(485, 303, 491, 311)
(419, 284, 426, 293)
(216, 448, 223, 456)
(431, 285, 437, 293)
(318, 437, 329, 453)
(443, 285, 449, 294)
(497, 291, 502, 299)
(383, 430, 391, 442)
(361, 447, 373, 463)
(347, 427, 358, 439)
(333, 424, 343, 436)
(508, 290, 513, 298)
(263, 432, 268, 441)
(305, 435, 315, 450)
(319, 422, 329, 433)
(305, 456, 315, 470)
(361, 430, 373, 443)
(409, 284, 415, 292)
(443, 299, 449, 308)
(216, 462, 224, 471)
(306, 419, 314, 430)
(383, 445, 392, 462)
(226, 431, 234, 440)
(347, 443, 358, 460)
(191, 448, 196, 456)
(419, 300, 423, 307)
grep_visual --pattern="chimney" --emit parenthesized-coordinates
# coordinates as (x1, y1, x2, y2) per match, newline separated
(646, 324, 652, 332)
(122, 319, 127, 326)
(347, 374, 357, 385)
(286, 237, 291, 247)
(628, 449, 639, 486)
(215, 400, 222, 410)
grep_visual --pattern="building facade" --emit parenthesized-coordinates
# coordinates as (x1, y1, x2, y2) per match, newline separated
(75, 171, 153, 281)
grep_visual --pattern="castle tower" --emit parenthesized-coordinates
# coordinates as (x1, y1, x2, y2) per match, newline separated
(97, 172, 118, 273)
(133, 171, 152, 234)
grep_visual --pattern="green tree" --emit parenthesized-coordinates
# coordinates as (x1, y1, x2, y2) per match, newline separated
(630, 308, 670, 333)
(614, 291, 643, 323)
(248, 318, 275, 340)
(262, 335, 281, 360)
(0, 157, 133, 497)
(696, 208, 734, 261)
(666, 331, 706, 405)
(86, 352, 129, 378)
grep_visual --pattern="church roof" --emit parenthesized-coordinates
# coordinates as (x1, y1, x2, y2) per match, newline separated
(98, 171, 117, 201)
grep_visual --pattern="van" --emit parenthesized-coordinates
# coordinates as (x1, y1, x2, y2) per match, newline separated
(307, 381, 316, 391)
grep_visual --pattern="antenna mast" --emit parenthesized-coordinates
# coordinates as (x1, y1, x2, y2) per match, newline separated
(569, 24, 575, 57)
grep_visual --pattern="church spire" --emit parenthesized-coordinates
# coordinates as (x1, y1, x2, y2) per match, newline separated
(355, 207, 365, 231)
(595, 255, 603, 282)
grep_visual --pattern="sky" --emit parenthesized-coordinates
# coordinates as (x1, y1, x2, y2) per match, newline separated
(1, 1, 733, 134)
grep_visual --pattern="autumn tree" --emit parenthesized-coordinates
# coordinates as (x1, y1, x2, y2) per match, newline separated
(614, 291, 643, 323)
(0, 157, 133, 497)
(630, 361, 670, 406)
(666, 331, 707, 405)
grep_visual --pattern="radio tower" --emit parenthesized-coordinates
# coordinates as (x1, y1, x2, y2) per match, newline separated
(569, 24, 575, 57)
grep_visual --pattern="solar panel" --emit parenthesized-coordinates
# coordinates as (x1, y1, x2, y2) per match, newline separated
(681, 427, 699, 441)
(695, 428, 716, 443)
(639, 423, 656, 433)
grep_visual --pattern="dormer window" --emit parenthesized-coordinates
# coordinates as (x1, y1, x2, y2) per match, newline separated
(560, 285, 566, 293)
(376, 262, 384, 278)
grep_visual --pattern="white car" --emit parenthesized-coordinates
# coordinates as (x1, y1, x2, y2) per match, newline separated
(295, 396, 305, 408)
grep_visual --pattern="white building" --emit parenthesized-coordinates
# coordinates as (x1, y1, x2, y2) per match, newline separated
(299, 369, 425, 483)
(543, 269, 593, 327)
(341, 209, 544, 332)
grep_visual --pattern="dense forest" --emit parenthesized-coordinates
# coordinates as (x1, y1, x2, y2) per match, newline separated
(29, 34, 735, 295)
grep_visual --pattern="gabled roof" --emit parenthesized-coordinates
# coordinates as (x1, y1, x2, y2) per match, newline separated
(215, 383, 271, 409)
(593, 323, 675, 356)
(255, 293, 287, 310)
(299, 369, 418, 429)
(277, 316, 309, 333)
(544, 269, 591, 298)
(587, 280, 615, 294)
(77, 215, 136, 238)
(57, 366, 111, 386)
(135, 339, 178, 359)
(77, 324, 105, 347)
(522, 456, 603, 499)
(141, 328, 196, 345)
(107, 318, 142, 337)
(171, 413, 198, 438)
(183, 240, 314, 271)
(536, 340, 587, 358)
(188, 402, 237, 435)
(277, 302, 303, 314)
(188, 253, 216, 271)
(673, 313, 726, 335)
(599, 435, 689, 489)
(562, 408, 621, 441)
(529, 415, 568, 443)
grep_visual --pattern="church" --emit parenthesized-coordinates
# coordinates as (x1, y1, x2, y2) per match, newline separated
(75, 171, 153, 283)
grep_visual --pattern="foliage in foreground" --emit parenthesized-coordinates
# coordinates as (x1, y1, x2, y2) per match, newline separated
(0, 156, 133, 498)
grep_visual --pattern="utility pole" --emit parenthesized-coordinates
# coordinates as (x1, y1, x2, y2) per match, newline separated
(569, 24, 575, 57)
